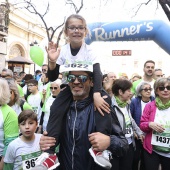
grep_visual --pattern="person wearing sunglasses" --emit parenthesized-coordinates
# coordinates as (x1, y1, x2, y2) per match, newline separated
(140, 78, 170, 170)
(42, 64, 48, 74)
(34, 69, 128, 170)
(39, 79, 61, 133)
(130, 82, 155, 170)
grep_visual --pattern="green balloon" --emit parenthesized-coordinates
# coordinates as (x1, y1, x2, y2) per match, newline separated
(30, 46, 44, 66)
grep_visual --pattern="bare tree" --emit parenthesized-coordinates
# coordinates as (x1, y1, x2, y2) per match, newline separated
(159, 0, 170, 21)
(10, 0, 84, 45)
(132, 0, 170, 21)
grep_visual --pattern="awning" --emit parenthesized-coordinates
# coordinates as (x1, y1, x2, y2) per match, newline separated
(6, 56, 34, 65)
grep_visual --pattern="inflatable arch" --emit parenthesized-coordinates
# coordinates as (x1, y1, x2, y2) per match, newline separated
(85, 20, 170, 55)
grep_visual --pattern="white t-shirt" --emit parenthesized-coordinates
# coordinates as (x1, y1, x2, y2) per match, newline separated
(42, 95, 55, 131)
(120, 107, 133, 144)
(11, 103, 22, 116)
(27, 93, 42, 123)
(22, 85, 27, 95)
(141, 100, 150, 115)
(4, 133, 42, 170)
(57, 42, 98, 65)
(151, 108, 170, 158)
(58, 43, 98, 73)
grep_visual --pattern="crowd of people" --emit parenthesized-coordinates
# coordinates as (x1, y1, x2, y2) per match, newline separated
(0, 14, 170, 170)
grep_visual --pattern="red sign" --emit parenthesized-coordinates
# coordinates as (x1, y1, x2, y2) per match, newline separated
(112, 50, 132, 56)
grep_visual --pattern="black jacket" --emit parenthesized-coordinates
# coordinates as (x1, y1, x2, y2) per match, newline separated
(58, 90, 128, 170)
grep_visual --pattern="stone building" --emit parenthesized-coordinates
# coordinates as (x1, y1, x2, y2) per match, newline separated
(0, 1, 47, 74)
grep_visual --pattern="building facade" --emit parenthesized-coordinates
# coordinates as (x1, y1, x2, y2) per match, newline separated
(0, 2, 46, 74)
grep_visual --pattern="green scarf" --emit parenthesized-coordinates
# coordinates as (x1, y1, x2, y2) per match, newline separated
(115, 96, 127, 108)
(155, 97, 170, 110)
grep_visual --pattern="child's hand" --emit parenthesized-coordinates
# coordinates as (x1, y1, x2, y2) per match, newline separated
(93, 92, 110, 116)
(45, 41, 61, 62)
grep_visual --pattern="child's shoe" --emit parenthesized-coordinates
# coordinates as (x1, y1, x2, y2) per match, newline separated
(89, 147, 112, 169)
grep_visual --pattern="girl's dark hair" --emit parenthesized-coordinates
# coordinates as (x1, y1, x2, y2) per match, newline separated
(112, 79, 132, 96)
(18, 110, 37, 124)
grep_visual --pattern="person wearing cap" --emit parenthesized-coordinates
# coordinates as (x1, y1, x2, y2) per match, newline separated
(33, 65, 129, 170)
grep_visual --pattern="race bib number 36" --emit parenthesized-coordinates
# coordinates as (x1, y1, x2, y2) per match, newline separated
(22, 151, 42, 170)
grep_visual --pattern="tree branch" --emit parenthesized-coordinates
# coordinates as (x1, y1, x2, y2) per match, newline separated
(132, 0, 152, 17)
(65, 0, 83, 14)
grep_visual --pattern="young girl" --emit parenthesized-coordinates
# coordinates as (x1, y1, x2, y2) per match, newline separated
(3, 110, 43, 170)
(43, 14, 111, 168)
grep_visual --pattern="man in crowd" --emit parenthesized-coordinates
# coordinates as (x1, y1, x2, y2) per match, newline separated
(103, 72, 117, 97)
(154, 68, 164, 80)
(34, 68, 128, 170)
(42, 64, 48, 74)
(131, 60, 155, 97)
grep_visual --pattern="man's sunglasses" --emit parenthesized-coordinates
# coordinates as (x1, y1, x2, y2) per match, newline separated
(67, 75, 89, 83)
(158, 86, 170, 91)
(50, 87, 58, 90)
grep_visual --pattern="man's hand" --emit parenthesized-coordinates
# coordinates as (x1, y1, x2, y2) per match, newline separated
(93, 92, 110, 116)
(39, 131, 56, 151)
(88, 132, 110, 151)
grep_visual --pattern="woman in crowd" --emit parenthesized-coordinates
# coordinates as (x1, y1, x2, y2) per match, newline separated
(0, 78, 19, 170)
(7, 78, 32, 116)
(130, 82, 155, 170)
(111, 79, 144, 170)
(140, 78, 170, 170)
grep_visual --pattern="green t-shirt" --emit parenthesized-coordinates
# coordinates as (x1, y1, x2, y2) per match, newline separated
(17, 84, 24, 97)
(0, 104, 19, 156)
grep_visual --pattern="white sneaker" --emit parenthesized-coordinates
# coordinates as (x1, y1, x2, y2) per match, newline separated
(89, 147, 112, 169)
(32, 152, 60, 170)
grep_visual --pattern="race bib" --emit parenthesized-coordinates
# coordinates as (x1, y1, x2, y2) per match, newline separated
(125, 126, 133, 138)
(60, 61, 93, 73)
(151, 132, 170, 148)
(151, 108, 170, 148)
(22, 151, 42, 170)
